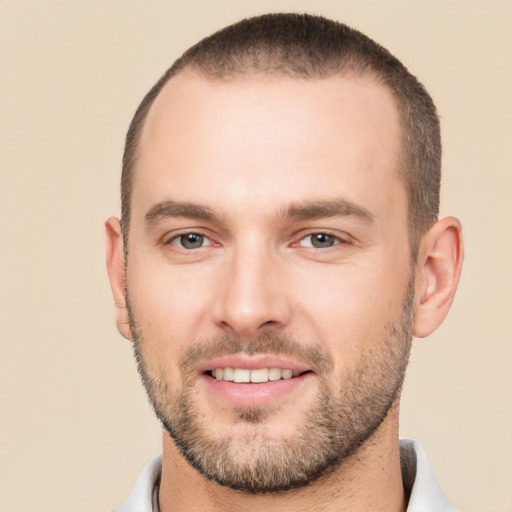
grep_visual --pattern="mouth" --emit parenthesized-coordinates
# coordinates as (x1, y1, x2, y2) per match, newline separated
(205, 367, 311, 383)
(198, 356, 315, 408)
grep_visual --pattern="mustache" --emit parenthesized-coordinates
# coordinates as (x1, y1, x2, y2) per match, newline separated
(179, 331, 334, 376)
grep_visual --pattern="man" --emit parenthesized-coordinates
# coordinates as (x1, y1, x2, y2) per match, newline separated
(106, 13, 463, 512)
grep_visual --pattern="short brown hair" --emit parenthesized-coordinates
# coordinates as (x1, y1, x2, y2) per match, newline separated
(121, 13, 441, 256)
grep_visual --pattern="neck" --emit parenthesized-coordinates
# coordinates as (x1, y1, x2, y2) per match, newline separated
(158, 407, 406, 512)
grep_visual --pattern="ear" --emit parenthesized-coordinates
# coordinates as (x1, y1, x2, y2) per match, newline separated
(414, 216, 464, 338)
(105, 217, 132, 341)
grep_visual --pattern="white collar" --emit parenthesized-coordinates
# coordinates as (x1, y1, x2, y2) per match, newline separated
(113, 439, 455, 511)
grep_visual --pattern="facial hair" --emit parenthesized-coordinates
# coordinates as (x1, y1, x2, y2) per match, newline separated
(128, 277, 415, 494)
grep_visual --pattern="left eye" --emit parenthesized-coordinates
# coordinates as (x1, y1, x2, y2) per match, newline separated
(170, 233, 212, 249)
(299, 233, 340, 249)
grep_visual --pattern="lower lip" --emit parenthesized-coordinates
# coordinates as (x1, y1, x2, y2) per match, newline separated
(201, 373, 314, 408)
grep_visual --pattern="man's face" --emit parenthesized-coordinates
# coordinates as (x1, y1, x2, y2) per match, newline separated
(124, 72, 415, 492)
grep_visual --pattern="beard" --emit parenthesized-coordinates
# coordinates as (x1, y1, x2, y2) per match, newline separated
(127, 277, 415, 494)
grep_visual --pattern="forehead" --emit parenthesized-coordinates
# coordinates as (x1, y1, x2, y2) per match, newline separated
(134, 71, 404, 220)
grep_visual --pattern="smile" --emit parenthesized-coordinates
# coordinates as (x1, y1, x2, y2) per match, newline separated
(199, 356, 315, 407)
(209, 367, 305, 383)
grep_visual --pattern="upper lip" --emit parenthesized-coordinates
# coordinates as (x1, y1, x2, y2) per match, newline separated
(197, 355, 312, 374)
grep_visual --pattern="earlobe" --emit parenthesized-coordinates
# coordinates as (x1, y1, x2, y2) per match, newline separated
(105, 217, 132, 341)
(414, 216, 464, 338)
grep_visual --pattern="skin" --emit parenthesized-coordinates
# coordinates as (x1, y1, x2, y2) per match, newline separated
(106, 71, 463, 511)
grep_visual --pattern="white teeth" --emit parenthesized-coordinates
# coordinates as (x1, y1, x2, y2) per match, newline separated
(233, 368, 251, 383)
(213, 367, 298, 383)
(268, 368, 282, 381)
(281, 369, 293, 379)
(250, 368, 269, 383)
(222, 367, 234, 381)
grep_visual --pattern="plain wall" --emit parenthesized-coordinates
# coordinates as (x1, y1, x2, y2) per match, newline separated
(1, 1, 511, 510)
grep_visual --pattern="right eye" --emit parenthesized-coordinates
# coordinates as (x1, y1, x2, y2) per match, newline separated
(298, 232, 341, 249)
(169, 233, 212, 250)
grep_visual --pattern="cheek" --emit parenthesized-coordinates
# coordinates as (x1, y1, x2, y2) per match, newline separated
(126, 261, 214, 361)
(293, 260, 411, 361)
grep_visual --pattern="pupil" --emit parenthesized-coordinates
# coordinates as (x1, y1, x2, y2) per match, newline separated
(312, 233, 333, 248)
(181, 233, 203, 249)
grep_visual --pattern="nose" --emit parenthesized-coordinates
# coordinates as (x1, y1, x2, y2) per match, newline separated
(212, 242, 292, 337)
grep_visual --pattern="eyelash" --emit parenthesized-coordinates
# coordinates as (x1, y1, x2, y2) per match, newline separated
(165, 230, 350, 251)
(296, 232, 348, 249)
(166, 231, 215, 250)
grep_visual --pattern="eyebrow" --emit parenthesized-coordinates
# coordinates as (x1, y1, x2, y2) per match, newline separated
(144, 197, 374, 226)
(284, 199, 374, 223)
(145, 200, 220, 225)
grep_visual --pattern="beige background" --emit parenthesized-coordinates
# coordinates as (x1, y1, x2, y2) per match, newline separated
(1, 1, 511, 511)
